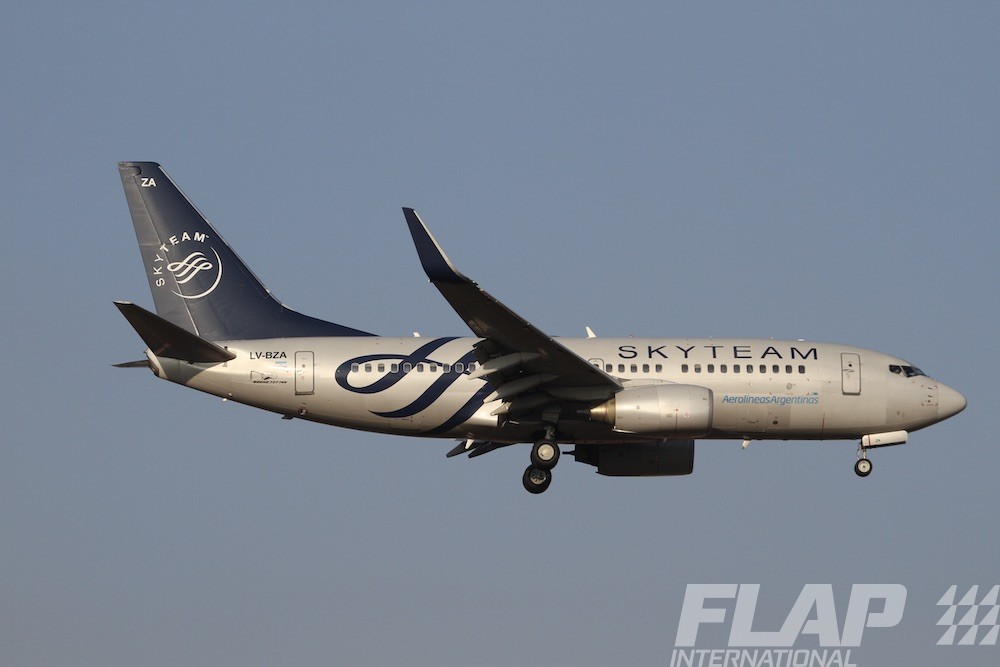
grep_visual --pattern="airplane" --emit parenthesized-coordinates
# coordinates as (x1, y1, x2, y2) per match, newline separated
(113, 162, 967, 494)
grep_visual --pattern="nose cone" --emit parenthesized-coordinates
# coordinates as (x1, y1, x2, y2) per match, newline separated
(938, 383, 967, 420)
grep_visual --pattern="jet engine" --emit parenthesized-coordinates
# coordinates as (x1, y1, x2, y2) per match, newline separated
(590, 384, 713, 437)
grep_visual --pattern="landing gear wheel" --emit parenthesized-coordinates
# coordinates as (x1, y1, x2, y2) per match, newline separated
(854, 458, 872, 477)
(531, 439, 560, 469)
(522, 465, 552, 494)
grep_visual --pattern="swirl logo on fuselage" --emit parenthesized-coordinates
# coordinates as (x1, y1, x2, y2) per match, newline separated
(335, 337, 495, 435)
(149, 230, 224, 300)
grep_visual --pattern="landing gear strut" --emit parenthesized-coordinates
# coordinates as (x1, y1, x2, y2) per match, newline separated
(522, 422, 560, 494)
(855, 445, 872, 477)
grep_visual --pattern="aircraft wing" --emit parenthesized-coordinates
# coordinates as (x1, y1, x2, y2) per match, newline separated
(404, 209, 621, 413)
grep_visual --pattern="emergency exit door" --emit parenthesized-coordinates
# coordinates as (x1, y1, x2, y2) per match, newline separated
(295, 351, 314, 395)
(841, 353, 861, 395)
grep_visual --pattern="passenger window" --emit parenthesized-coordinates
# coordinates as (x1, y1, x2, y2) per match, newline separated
(417, 364, 424, 372)
(430, 364, 438, 373)
(694, 364, 702, 373)
(468, 363, 476, 372)
(720, 364, 727, 373)
(760, 365, 767, 374)
(618, 364, 625, 373)
(605, 364, 613, 372)
(772, 365, 779, 374)
(785, 365, 792, 374)
(707, 364, 715, 373)
(733, 364, 740, 374)
(655, 364, 662, 372)
(351, 363, 359, 372)
(798, 365, 805, 374)
(454, 362, 464, 373)
(682, 364, 689, 373)
(630, 364, 638, 373)
(364, 364, 372, 372)
(642, 364, 650, 373)
(391, 363, 398, 373)
(377, 364, 385, 373)
(746, 365, 753, 373)
(403, 363, 412, 372)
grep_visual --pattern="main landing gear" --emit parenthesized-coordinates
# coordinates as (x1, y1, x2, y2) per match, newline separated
(522, 464, 552, 494)
(522, 425, 560, 494)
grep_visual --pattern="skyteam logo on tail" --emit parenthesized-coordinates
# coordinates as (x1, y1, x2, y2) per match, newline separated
(168, 248, 223, 299)
(150, 230, 224, 300)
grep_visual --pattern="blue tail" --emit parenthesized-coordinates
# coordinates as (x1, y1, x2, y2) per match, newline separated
(118, 162, 374, 341)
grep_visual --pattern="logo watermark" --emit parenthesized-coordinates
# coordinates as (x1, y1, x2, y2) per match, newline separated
(936, 585, 999, 646)
(672, 584, 906, 666)
(671, 583, 999, 664)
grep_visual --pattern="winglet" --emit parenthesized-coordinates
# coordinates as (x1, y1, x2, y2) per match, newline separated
(114, 301, 236, 363)
(402, 208, 471, 284)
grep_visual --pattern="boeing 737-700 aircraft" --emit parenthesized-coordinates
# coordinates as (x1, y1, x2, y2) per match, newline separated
(114, 162, 966, 493)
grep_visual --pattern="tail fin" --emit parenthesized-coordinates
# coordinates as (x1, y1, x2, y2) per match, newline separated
(118, 162, 373, 340)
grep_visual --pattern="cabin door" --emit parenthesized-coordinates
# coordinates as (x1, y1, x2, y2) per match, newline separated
(841, 353, 861, 395)
(295, 351, 315, 395)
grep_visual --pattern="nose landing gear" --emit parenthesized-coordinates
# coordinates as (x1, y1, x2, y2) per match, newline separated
(855, 442, 873, 477)
(854, 456, 873, 477)
(854, 431, 908, 477)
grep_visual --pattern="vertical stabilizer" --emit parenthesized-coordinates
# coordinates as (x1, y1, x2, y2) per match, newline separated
(118, 162, 373, 340)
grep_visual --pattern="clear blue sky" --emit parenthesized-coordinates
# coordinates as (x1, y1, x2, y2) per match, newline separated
(1, 3, 996, 665)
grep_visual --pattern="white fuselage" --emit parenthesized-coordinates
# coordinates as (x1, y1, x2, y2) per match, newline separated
(145, 336, 963, 445)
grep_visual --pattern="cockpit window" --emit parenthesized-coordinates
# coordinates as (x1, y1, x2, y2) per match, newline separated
(890, 364, 927, 378)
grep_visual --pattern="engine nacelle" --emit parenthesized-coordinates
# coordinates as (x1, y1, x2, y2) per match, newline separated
(590, 384, 713, 437)
(574, 441, 695, 476)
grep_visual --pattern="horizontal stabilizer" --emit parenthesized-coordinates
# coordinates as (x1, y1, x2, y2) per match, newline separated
(114, 301, 236, 363)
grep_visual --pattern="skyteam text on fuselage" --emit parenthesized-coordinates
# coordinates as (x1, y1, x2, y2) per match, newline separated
(113, 162, 967, 493)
